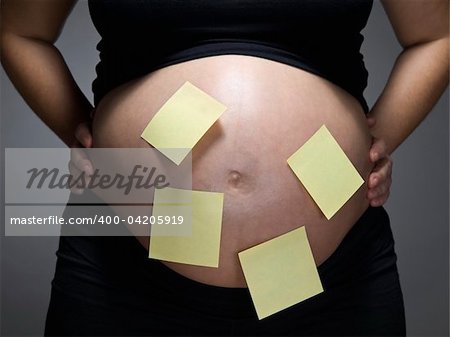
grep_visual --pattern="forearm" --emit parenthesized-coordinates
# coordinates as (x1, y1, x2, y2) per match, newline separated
(369, 37, 449, 153)
(1, 33, 92, 146)
(368, 36, 448, 154)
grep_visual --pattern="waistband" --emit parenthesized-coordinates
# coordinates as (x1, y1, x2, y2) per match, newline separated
(55, 193, 395, 319)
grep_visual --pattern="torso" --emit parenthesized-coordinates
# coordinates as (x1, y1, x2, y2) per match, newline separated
(92, 55, 373, 287)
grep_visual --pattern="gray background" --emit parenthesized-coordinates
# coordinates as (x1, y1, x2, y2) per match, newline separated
(1, 1, 448, 336)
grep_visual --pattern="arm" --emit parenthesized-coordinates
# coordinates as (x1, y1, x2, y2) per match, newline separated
(0, 0, 93, 146)
(369, 0, 449, 154)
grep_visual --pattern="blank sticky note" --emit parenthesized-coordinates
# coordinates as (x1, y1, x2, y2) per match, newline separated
(141, 82, 227, 165)
(149, 187, 224, 268)
(238, 226, 323, 320)
(287, 125, 364, 220)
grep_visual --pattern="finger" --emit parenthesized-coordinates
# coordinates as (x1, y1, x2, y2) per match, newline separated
(368, 160, 392, 198)
(69, 160, 92, 192)
(367, 180, 390, 200)
(69, 161, 91, 189)
(368, 157, 393, 189)
(369, 191, 390, 207)
(370, 197, 384, 207)
(68, 161, 85, 195)
(366, 116, 376, 128)
(68, 158, 82, 177)
(367, 178, 391, 200)
(368, 171, 378, 189)
(75, 122, 93, 148)
(68, 158, 92, 183)
(369, 138, 387, 163)
(371, 156, 393, 184)
(70, 146, 94, 176)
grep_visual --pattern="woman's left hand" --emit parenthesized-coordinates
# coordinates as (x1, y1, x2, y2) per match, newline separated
(367, 117, 393, 207)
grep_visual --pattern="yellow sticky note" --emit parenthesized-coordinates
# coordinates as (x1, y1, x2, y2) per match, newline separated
(287, 125, 364, 220)
(141, 82, 227, 165)
(149, 187, 224, 268)
(238, 227, 323, 320)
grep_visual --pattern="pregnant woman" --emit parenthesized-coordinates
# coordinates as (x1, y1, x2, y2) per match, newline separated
(1, 0, 448, 336)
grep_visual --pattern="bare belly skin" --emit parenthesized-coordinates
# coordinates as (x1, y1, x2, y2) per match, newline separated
(92, 55, 373, 287)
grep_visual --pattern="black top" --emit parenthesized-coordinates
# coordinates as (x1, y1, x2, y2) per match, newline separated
(88, 0, 373, 112)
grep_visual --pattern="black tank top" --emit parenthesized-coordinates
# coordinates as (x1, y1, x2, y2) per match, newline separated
(88, 0, 373, 112)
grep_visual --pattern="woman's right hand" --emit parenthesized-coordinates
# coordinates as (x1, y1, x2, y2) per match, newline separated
(69, 122, 94, 194)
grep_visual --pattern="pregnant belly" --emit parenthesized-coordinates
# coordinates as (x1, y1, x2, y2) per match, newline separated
(92, 55, 373, 287)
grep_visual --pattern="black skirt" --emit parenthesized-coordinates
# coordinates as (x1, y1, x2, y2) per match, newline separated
(45, 192, 406, 336)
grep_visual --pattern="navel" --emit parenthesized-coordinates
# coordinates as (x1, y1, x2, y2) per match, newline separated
(226, 169, 255, 194)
